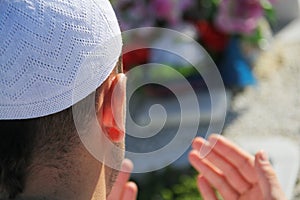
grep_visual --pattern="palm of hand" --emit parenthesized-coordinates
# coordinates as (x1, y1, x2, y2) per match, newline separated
(189, 135, 287, 200)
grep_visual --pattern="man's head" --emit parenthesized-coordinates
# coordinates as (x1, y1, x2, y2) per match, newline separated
(0, 0, 125, 199)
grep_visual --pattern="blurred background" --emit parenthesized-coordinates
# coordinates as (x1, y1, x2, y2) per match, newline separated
(110, 0, 300, 199)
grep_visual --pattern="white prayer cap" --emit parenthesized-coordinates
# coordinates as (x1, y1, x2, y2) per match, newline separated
(0, 0, 122, 119)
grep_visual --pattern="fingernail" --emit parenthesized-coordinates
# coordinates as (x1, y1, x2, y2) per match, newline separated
(199, 144, 211, 159)
(121, 158, 133, 172)
(124, 182, 138, 198)
(259, 150, 268, 162)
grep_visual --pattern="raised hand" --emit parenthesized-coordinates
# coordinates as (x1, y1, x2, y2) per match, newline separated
(189, 134, 287, 200)
(107, 159, 138, 200)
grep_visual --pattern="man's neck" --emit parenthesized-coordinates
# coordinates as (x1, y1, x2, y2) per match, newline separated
(20, 149, 107, 200)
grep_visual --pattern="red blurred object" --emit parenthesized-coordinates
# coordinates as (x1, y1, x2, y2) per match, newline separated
(194, 20, 229, 53)
(123, 48, 150, 72)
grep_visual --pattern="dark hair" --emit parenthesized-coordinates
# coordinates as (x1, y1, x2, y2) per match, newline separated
(0, 106, 80, 199)
(0, 119, 35, 199)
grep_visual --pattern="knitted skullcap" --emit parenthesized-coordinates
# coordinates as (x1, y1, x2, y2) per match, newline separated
(0, 0, 122, 119)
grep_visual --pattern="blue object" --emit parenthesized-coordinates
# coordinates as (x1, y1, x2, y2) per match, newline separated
(218, 37, 256, 88)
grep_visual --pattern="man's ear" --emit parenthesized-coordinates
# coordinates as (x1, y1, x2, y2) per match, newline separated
(100, 73, 126, 143)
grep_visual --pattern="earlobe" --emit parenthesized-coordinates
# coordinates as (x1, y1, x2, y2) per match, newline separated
(100, 74, 127, 143)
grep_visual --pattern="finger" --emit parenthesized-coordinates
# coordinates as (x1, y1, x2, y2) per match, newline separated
(121, 181, 138, 200)
(197, 175, 218, 200)
(254, 150, 287, 200)
(193, 137, 251, 194)
(108, 159, 133, 200)
(192, 137, 208, 151)
(189, 150, 239, 200)
(208, 134, 257, 183)
(192, 137, 211, 156)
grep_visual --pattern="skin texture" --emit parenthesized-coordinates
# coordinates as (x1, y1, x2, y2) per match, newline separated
(102, 74, 138, 200)
(83, 71, 137, 200)
(96, 71, 138, 199)
(88, 71, 138, 200)
(189, 134, 287, 200)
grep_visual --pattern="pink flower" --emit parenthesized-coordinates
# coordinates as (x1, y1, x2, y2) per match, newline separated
(152, 0, 173, 18)
(151, 0, 177, 25)
(215, 0, 264, 34)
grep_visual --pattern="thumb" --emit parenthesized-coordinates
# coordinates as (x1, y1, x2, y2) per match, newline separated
(254, 150, 287, 200)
